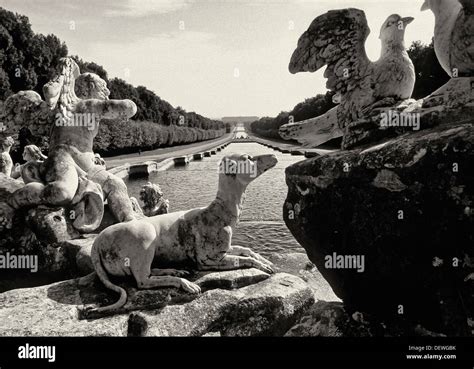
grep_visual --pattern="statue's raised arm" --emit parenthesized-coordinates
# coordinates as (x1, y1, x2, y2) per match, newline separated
(7, 57, 139, 236)
(44, 58, 137, 121)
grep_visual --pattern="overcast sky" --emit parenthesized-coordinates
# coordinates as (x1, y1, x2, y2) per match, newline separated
(0, 0, 435, 118)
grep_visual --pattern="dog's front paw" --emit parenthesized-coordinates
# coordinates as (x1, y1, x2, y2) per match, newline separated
(256, 255, 275, 269)
(180, 279, 201, 294)
(77, 304, 99, 320)
(173, 269, 191, 278)
(151, 268, 191, 277)
(251, 259, 274, 274)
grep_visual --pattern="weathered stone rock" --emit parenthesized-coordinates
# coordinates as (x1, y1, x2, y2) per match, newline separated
(25, 206, 79, 244)
(218, 273, 314, 336)
(268, 252, 340, 302)
(124, 273, 314, 336)
(194, 269, 270, 291)
(284, 122, 474, 336)
(0, 272, 313, 336)
(286, 301, 379, 337)
(0, 174, 75, 292)
(285, 301, 448, 337)
(0, 174, 23, 233)
(76, 269, 271, 320)
(60, 236, 96, 276)
(0, 276, 129, 336)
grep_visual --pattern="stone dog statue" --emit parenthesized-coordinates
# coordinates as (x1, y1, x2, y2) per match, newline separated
(81, 153, 277, 317)
(5, 57, 138, 232)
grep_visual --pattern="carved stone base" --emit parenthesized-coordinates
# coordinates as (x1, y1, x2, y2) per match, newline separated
(0, 272, 314, 336)
(342, 77, 474, 149)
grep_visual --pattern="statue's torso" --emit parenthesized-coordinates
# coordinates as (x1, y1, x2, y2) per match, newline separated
(0, 152, 13, 176)
(434, 4, 463, 76)
(49, 125, 98, 172)
(373, 51, 415, 100)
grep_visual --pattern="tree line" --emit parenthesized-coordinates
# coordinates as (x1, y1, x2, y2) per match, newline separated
(0, 7, 228, 158)
(250, 41, 450, 141)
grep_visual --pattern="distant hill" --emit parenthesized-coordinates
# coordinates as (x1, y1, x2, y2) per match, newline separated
(221, 117, 259, 124)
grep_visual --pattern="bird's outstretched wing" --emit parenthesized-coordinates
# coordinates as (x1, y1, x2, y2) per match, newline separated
(289, 8, 372, 99)
(0, 91, 53, 137)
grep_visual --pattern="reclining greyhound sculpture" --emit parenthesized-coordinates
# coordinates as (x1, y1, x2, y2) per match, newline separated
(82, 153, 277, 316)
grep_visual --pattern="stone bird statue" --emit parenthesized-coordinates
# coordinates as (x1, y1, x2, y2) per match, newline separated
(421, 0, 474, 77)
(279, 9, 416, 147)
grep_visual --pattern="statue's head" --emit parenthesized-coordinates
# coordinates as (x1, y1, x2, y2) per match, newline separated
(139, 182, 165, 208)
(75, 73, 110, 100)
(379, 14, 414, 42)
(0, 136, 14, 152)
(94, 153, 106, 166)
(23, 145, 47, 162)
(218, 153, 278, 191)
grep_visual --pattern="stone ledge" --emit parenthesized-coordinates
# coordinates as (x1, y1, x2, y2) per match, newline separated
(0, 271, 313, 336)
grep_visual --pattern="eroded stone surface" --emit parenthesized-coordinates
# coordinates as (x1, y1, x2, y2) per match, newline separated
(268, 252, 340, 302)
(285, 301, 448, 337)
(343, 77, 474, 149)
(194, 269, 270, 291)
(284, 122, 474, 336)
(0, 174, 74, 293)
(0, 276, 129, 336)
(123, 273, 314, 336)
(0, 272, 313, 337)
(421, 0, 473, 78)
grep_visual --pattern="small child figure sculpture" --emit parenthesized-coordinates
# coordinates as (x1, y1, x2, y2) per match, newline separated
(0, 136, 15, 177)
(139, 182, 170, 216)
(11, 145, 47, 182)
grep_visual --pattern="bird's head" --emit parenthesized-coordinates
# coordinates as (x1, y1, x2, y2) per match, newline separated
(379, 14, 414, 42)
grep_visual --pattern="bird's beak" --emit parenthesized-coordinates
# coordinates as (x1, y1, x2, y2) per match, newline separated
(402, 16, 415, 25)
(420, 1, 430, 11)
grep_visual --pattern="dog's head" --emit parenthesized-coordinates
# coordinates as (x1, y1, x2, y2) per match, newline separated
(218, 153, 278, 190)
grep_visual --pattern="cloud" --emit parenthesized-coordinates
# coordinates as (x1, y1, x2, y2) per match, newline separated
(105, 0, 191, 18)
